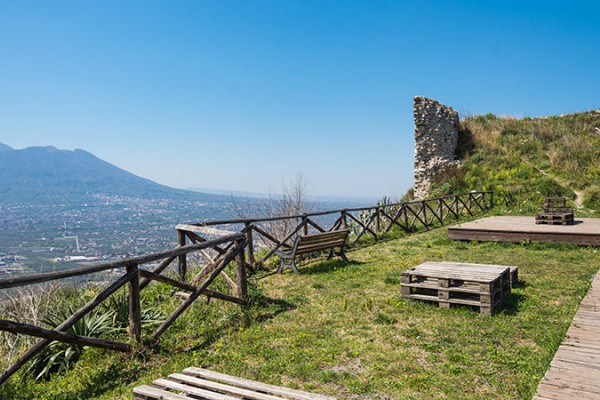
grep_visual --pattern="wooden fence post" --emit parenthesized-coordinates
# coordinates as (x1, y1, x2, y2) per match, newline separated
(127, 264, 142, 344)
(341, 210, 348, 229)
(235, 239, 248, 301)
(177, 229, 187, 283)
(455, 194, 460, 216)
(376, 207, 381, 232)
(302, 215, 308, 235)
(244, 222, 256, 268)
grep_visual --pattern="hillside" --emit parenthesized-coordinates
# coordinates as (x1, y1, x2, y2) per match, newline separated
(427, 110, 600, 213)
(0, 143, 224, 204)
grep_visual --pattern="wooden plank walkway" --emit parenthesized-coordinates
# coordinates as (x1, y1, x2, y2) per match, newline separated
(533, 272, 600, 400)
(448, 216, 600, 246)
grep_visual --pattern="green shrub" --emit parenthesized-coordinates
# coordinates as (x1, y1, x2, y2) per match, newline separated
(583, 186, 600, 209)
(536, 178, 569, 198)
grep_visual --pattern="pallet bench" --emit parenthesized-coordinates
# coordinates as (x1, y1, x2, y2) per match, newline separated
(535, 197, 574, 225)
(133, 367, 336, 400)
(400, 261, 516, 315)
(275, 229, 350, 273)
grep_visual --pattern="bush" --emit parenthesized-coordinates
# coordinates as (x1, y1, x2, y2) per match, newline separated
(583, 186, 600, 209)
(536, 178, 571, 198)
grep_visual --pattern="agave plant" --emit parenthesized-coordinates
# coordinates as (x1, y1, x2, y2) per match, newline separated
(100, 293, 165, 332)
(26, 293, 165, 381)
(26, 307, 114, 381)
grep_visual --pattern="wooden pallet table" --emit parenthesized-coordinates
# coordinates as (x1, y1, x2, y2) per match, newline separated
(439, 261, 519, 286)
(133, 367, 336, 400)
(535, 212, 575, 225)
(535, 196, 575, 225)
(400, 261, 512, 315)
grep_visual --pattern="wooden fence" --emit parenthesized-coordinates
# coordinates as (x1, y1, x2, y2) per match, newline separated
(0, 191, 492, 384)
(178, 191, 494, 268)
(0, 234, 248, 385)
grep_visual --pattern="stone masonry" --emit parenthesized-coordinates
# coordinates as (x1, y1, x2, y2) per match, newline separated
(413, 96, 460, 199)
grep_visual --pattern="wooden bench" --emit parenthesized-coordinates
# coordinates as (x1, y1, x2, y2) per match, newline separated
(535, 197, 574, 225)
(275, 229, 350, 273)
(133, 366, 336, 400)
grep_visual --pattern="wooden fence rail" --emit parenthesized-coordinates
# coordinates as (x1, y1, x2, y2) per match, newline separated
(0, 234, 248, 385)
(178, 192, 494, 268)
(0, 191, 492, 385)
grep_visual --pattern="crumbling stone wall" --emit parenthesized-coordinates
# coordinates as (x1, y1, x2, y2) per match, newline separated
(413, 96, 459, 199)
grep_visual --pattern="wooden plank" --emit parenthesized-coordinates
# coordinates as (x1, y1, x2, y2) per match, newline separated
(168, 373, 287, 400)
(177, 224, 237, 237)
(183, 367, 336, 400)
(533, 271, 600, 399)
(153, 378, 244, 400)
(133, 385, 192, 400)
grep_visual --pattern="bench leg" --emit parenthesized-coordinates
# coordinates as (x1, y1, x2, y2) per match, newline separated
(328, 247, 349, 263)
(340, 250, 349, 263)
(277, 256, 300, 273)
(290, 260, 300, 274)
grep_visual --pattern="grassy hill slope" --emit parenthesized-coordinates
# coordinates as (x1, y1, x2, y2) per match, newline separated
(428, 110, 600, 213)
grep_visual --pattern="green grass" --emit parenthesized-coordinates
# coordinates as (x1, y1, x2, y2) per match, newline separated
(428, 110, 600, 215)
(2, 225, 599, 399)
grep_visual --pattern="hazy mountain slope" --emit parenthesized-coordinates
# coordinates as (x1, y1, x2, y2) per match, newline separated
(0, 142, 14, 152)
(428, 110, 600, 212)
(0, 144, 224, 204)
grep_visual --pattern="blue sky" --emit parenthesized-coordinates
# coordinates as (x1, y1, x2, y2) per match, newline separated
(1, 1, 599, 198)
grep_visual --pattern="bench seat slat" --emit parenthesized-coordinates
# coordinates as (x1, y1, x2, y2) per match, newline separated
(296, 236, 347, 247)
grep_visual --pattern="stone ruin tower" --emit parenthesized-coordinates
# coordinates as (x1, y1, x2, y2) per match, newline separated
(413, 96, 460, 199)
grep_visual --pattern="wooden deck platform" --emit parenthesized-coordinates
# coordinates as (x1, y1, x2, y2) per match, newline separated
(448, 216, 600, 247)
(533, 272, 600, 399)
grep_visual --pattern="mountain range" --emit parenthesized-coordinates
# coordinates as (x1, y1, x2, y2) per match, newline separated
(0, 142, 223, 204)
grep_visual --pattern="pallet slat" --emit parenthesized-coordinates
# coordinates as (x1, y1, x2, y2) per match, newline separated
(400, 262, 513, 315)
(134, 367, 336, 400)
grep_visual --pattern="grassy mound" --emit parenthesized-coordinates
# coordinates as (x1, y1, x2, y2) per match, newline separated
(429, 110, 600, 214)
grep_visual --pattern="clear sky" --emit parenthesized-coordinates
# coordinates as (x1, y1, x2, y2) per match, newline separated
(1, 1, 599, 198)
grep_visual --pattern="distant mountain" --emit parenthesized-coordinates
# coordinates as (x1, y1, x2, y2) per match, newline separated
(0, 142, 14, 152)
(0, 143, 224, 204)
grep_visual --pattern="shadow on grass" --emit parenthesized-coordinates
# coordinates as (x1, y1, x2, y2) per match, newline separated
(252, 295, 297, 322)
(76, 362, 143, 399)
(500, 285, 527, 316)
(301, 259, 365, 275)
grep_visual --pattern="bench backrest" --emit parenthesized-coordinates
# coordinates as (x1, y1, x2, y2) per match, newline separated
(543, 197, 573, 213)
(544, 197, 566, 209)
(293, 229, 350, 255)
